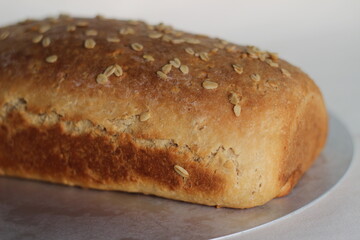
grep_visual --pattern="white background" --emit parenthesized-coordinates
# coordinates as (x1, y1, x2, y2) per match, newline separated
(0, 0, 359, 239)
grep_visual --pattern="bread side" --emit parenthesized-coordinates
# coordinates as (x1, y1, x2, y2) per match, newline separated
(0, 16, 328, 208)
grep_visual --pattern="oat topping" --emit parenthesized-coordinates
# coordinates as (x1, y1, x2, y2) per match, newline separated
(199, 52, 209, 61)
(104, 65, 116, 77)
(95, 15, 106, 20)
(211, 48, 219, 53)
(250, 73, 261, 82)
(162, 34, 172, 42)
(42, 37, 51, 47)
(39, 24, 51, 33)
(84, 39, 96, 49)
(202, 80, 218, 89)
(146, 24, 155, 31)
(185, 38, 200, 44)
(45, 55, 58, 63)
(148, 32, 163, 39)
(174, 165, 189, 178)
(49, 17, 59, 24)
(249, 52, 259, 59)
(0, 31, 9, 40)
(185, 47, 195, 55)
(173, 31, 184, 37)
(259, 54, 266, 62)
(246, 45, 259, 54)
(269, 52, 279, 61)
(96, 73, 108, 84)
(143, 54, 154, 62)
(130, 19, 141, 25)
(244, 45, 281, 66)
(157, 71, 168, 79)
(103, 64, 123, 77)
(229, 92, 240, 105)
(67, 25, 76, 32)
(154, 22, 171, 32)
(281, 68, 291, 77)
(131, 42, 143, 51)
(120, 27, 135, 35)
(232, 64, 243, 75)
(0, 15, 291, 122)
(265, 59, 279, 68)
(169, 58, 181, 68)
(114, 64, 123, 77)
(180, 65, 189, 74)
(171, 39, 185, 44)
(106, 37, 120, 43)
(226, 45, 237, 52)
(32, 34, 43, 43)
(139, 111, 151, 122)
(162, 64, 172, 74)
(85, 29, 98, 36)
(270, 62, 279, 68)
(76, 21, 89, 27)
(233, 105, 241, 117)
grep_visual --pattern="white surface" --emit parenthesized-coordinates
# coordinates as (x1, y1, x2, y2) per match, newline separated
(0, 0, 359, 239)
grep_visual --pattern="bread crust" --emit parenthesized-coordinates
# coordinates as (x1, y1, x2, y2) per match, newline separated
(0, 16, 328, 208)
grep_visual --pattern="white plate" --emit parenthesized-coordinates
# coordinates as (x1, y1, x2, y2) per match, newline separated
(0, 113, 354, 240)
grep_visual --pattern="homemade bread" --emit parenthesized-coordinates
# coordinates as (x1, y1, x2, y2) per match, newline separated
(0, 15, 328, 208)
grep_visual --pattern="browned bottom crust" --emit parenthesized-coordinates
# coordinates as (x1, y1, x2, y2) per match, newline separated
(0, 110, 229, 207)
(0, 96, 327, 209)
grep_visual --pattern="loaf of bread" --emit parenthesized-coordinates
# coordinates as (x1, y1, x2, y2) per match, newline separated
(0, 15, 328, 208)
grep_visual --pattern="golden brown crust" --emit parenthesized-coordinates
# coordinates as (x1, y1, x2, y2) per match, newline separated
(277, 90, 328, 197)
(0, 16, 328, 208)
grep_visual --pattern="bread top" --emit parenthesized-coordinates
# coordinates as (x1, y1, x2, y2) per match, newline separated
(0, 15, 323, 158)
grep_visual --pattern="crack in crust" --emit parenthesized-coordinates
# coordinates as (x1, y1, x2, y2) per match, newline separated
(0, 98, 239, 164)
